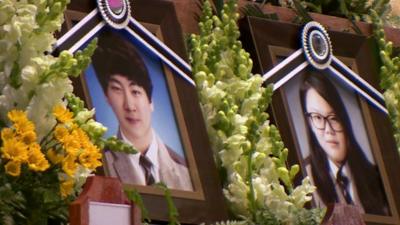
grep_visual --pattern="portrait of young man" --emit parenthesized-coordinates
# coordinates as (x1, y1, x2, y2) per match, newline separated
(90, 30, 193, 191)
(283, 70, 390, 216)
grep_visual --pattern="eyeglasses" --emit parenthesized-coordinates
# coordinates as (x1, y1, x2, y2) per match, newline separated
(306, 112, 343, 132)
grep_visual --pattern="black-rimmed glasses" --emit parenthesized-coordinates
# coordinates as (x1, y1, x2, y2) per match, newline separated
(306, 112, 343, 132)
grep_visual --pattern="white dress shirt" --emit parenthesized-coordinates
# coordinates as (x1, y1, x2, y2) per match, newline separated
(328, 160, 355, 202)
(120, 129, 160, 183)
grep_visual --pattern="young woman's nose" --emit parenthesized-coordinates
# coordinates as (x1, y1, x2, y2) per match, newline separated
(324, 120, 335, 134)
(123, 91, 136, 111)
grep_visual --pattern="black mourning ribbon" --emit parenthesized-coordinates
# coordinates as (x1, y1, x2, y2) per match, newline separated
(139, 155, 155, 185)
(336, 166, 353, 204)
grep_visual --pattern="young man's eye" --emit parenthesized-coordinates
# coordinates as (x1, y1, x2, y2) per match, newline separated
(132, 90, 142, 96)
(110, 86, 122, 92)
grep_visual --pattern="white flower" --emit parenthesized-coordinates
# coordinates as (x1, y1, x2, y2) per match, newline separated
(75, 109, 95, 124)
(27, 77, 73, 138)
(290, 177, 316, 208)
(224, 172, 249, 216)
(240, 92, 261, 115)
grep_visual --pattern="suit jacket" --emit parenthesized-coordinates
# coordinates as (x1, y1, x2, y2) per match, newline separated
(104, 133, 193, 191)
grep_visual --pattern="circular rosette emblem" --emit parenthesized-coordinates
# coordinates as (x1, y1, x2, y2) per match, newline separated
(302, 21, 332, 70)
(97, 0, 131, 29)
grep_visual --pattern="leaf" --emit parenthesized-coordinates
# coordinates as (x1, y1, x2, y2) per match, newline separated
(156, 183, 180, 225)
(215, 0, 224, 18)
(124, 188, 150, 223)
(9, 61, 22, 89)
(240, 4, 279, 20)
(292, 0, 313, 23)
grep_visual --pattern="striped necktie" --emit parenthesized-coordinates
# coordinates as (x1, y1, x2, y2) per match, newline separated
(139, 155, 155, 185)
(336, 166, 353, 204)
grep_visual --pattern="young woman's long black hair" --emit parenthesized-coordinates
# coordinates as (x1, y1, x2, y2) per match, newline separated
(299, 71, 389, 215)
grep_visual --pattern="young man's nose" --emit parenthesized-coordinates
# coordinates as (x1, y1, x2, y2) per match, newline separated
(123, 92, 136, 111)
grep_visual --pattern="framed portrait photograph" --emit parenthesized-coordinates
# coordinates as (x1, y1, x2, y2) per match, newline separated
(240, 17, 400, 225)
(56, 0, 228, 223)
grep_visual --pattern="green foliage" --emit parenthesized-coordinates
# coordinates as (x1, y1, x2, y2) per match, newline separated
(65, 93, 137, 154)
(125, 184, 181, 225)
(156, 183, 180, 225)
(240, 3, 279, 20)
(371, 9, 400, 153)
(289, 0, 390, 21)
(241, 0, 400, 29)
(124, 188, 150, 223)
(212, 220, 247, 225)
(189, 0, 320, 224)
(39, 39, 97, 85)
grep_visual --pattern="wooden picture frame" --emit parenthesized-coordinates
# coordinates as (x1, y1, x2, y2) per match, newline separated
(240, 17, 400, 225)
(56, 0, 228, 223)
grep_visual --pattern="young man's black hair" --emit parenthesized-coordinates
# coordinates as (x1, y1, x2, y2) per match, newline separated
(91, 29, 153, 101)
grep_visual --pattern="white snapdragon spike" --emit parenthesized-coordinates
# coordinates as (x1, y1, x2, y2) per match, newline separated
(190, 0, 318, 222)
(81, 119, 108, 138)
(27, 77, 73, 138)
(232, 114, 248, 135)
(252, 176, 267, 205)
(259, 157, 279, 183)
(232, 156, 248, 178)
(219, 149, 243, 170)
(75, 109, 96, 124)
(290, 177, 316, 208)
(267, 183, 293, 218)
(251, 152, 267, 171)
(204, 85, 227, 106)
(224, 173, 250, 216)
(240, 92, 262, 115)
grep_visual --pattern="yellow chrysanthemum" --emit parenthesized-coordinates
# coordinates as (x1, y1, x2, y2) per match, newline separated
(62, 154, 78, 177)
(79, 149, 102, 170)
(47, 149, 64, 164)
(5, 160, 21, 176)
(60, 179, 75, 198)
(72, 127, 90, 144)
(13, 120, 35, 135)
(7, 110, 27, 124)
(20, 130, 37, 145)
(27, 144, 50, 172)
(54, 125, 69, 142)
(1, 128, 15, 141)
(7, 110, 35, 134)
(1, 139, 28, 162)
(53, 104, 73, 124)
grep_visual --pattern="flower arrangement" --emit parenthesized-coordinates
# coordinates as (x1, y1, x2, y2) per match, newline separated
(0, 0, 133, 224)
(371, 9, 400, 152)
(189, 0, 322, 224)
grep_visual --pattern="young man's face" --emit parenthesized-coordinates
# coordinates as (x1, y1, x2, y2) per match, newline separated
(105, 74, 153, 142)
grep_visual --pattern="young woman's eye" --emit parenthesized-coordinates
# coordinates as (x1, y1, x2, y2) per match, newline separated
(328, 116, 339, 122)
(313, 115, 323, 121)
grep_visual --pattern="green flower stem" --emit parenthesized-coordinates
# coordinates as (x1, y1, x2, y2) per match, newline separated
(246, 147, 257, 221)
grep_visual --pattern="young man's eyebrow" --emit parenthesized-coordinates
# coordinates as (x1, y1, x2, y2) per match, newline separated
(108, 77, 123, 85)
(108, 76, 140, 87)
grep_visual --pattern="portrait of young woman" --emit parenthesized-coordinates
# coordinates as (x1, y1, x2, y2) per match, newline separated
(283, 70, 390, 216)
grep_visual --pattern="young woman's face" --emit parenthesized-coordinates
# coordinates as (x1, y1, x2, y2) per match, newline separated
(305, 87, 347, 166)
